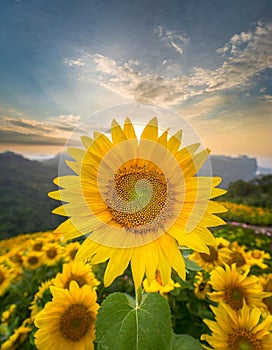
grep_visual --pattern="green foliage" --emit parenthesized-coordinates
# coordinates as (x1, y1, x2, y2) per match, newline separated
(0, 152, 63, 239)
(95, 292, 172, 350)
(222, 175, 272, 208)
(171, 334, 203, 350)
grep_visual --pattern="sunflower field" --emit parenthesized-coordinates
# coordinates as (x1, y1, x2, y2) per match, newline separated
(0, 212, 271, 349)
(1, 118, 272, 349)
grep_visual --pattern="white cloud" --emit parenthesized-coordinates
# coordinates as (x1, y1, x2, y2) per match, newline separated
(65, 21, 272, 107)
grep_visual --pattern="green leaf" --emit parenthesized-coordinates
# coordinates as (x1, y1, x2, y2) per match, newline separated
(95, 292, 172, 350)
(171, 334, 203, 350)
(184, 257, 202, 271)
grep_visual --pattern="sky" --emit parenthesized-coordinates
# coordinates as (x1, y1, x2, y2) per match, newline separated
(0, 0, 271, 167)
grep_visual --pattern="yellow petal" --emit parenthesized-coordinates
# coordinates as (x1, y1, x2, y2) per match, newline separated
(67, 147, 85, 163)
(111, 119, 127, 144)
(141, 117, 158, 141)
(123, 117, 137, 139)
(80, 135, 93, 149)
(167, 130, 182, 153)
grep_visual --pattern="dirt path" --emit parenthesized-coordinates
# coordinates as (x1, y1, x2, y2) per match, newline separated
(227, 221, 272, 237)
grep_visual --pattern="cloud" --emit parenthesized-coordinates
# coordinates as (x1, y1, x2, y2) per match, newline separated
(153, 25, 190, 56)
(177, 95, 231, 120)
(0, 114, 82, 145)
(65, 21, 272, 107)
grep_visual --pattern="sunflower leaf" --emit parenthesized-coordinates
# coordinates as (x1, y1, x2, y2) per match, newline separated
(95, 292, 172, 350)
(184, 257, 202, 271)
(171, 334, 203, 350)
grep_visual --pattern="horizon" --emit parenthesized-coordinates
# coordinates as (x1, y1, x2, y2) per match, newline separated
(0, 1, 271, 168)
(1, 148, 272, 171)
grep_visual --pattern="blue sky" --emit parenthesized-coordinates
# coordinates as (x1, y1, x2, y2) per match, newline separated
(0, 0, 271, 166)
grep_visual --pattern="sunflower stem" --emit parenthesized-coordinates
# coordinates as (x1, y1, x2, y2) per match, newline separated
(135, 286, 143, 307)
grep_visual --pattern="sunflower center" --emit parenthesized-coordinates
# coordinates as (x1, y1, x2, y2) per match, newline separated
(64, 274, 87, 289)
(251, 251, 262, 259)
(264, 296, 272, 313)
(60, 304, 93, 342)
(229, 252, 246, 267)
(108, 163, 168, 230)
(46, 249, 57, 259)
(198, 282, 206, 291)
(228, 329, 262, 350)
(225, 285, 245, 310)
(69, 248, 78, 260)
(0, 271, 4, 284)
(28, 256, 39, 265)
(199, 246, 218, 262)
(33, 242, 43, 251)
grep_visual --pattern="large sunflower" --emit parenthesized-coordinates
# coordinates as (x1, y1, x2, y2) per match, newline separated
(49, 118, 226, 289)
(202, 302, 272, 350)
(34, 281, 99, 350)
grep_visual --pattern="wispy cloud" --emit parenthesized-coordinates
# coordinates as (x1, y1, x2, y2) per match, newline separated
(0, 114, 82, 145)
(153, 25, 190, 56)
(65, 21, 272, 107)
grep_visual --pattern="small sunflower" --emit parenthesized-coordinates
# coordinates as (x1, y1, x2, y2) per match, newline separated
(189, 237, 231, 272)
(22, 251, 43, 270)
(29, 279, 55, 320)
(0, 264, 14, 296)
(42, 243, 63, 266)
(208, 264, 269, 311)
(49, 118, 226, 289)
(143, 270, 180, 295)
(1, 304, 16, 324)
(1, 318, 32, 350)
(64, 241, 81, 262)
(202, 302, 272, 350)
(227, 241, 251, 272)
(34, 281, 99, 350)
(246, 249, 270, 269)
(53, 260, 100, 289)
(31, 238, 46, 252)
(194, 271, 210, 300)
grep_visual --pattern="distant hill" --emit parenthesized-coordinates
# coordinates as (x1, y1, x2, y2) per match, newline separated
(209, 155, 258, 188)
(0, 152, 63, 239)
(0, 151, 267, 239)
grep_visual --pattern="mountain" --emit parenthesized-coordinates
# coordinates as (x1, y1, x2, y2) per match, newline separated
(209, 155, 258, 188)
(0, 151, 264, 239)
(0, 152, 63, 239)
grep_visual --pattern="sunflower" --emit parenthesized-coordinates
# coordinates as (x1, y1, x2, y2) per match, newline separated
(1, 318, 32, 350)
(53, 260, 100, 290)
(0, 264, 14, 296)
(143, 270, 180, 295)
(246, 249, 270, 269)
(42, 243, 63, 266)
(22, 251, 43, 270)
(208, 264, 269, 311)
(34, 281, 99, 350)
(259, 274, 272, 316)
(49, 118, 226, 289)
(202, 302, 272, 350)
(64, 241, 81, 262)
(31, 237, 46, 252)
(227, 241, 251, 272)
(189, 237, 231, 272)
(194, 271, 210, 300)
(1, 304, 16, 324)
(29, 279, 55, 320)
